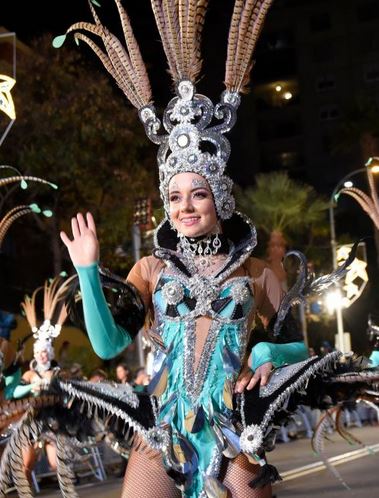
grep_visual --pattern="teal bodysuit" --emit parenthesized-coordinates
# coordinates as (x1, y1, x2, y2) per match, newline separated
(370, 350, 379, 367)
(76, 218, 307, 497)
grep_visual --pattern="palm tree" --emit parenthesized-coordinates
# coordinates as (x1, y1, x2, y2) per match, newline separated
(236, 171, 328, 283)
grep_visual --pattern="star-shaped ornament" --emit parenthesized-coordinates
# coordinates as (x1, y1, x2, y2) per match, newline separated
(0, 75, 16, 120)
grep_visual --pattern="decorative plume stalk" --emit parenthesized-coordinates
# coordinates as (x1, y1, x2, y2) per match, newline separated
(53, 0, 152, 109)
(0, 174, 57, 189)
(339, 167, 379, 229)
(0, 206, 35, 247)
(0, 167, 57, 248)
(225, 1, 274, 93)
(0, 204, 52, 249)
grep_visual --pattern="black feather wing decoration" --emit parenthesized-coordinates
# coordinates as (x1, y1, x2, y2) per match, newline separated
(65, 265, 146, 338)
(273, 241, 360, 337)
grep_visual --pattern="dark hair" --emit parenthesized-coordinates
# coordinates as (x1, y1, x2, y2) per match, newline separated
(90, 368, 107, 379)
(134, 367, 146, 379)
(116, 361, 130, 372)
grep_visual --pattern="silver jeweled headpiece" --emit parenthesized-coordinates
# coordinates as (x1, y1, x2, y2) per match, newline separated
(54, 0, 274, 219)
(139, 80, 240, 219)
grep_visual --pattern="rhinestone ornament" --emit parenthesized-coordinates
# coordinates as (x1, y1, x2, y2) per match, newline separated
(162, 281, 185, 306)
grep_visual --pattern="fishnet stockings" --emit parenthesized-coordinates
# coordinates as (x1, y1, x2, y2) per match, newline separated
(220, 454, 272, 498)
(121, 445, 180, 498)
(122, 446, 271, 498)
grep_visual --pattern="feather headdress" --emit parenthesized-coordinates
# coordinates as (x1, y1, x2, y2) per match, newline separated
(54, 0, 274, 219)
(21, 276, 75, 360)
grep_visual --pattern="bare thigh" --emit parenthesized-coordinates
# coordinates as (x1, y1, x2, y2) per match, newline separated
(121, 445, 181, 498)
(22, 445, 37, 472)
(221, 454, 272, 498)
(45, 442, 57, 472)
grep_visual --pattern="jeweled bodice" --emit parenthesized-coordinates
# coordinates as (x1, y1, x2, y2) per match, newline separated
(152, 266, 255, 405)
(154, 273, 254, 321)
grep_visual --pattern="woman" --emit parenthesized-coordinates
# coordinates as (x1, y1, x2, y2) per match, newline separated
(17, 345, 59, 481)
(54, 2, 311, 496)
(54, 1, 340, 496)
(115, 362, 131, 386)
(10, 277, 72, 482)
(60, 170, 308, 497)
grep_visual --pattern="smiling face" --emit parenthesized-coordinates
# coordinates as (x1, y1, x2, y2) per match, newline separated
(168, 172, 219, 238)
(36, 349, 49, 365)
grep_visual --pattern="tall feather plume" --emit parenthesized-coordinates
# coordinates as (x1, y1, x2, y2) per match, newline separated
(44, 276, 76, 323)
(163, 0, 183, 78)
(178, 0, 188, 58)
(114, 0, 151, 100)
(235, 0, 272, 91)
(54, 0, 152, 110)
(194, 0, 209, 64)
(150, 0, 209, 83)
(21, 288, 42, 329)
(225, 0, 274, 93)
(87, 0, 148, 104)
(187, 0, 202, 79)
(43, 278, 60, 320)
(151, 0, 179, 79)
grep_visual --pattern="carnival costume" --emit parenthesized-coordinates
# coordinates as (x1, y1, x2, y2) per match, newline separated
(1, 2, 378, 498)
(0, 278, 72, 442)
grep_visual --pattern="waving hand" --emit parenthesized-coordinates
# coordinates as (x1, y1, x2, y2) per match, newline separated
(60, 212, 99, 267)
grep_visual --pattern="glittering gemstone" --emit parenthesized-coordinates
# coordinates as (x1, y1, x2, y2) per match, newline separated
(188, 154, 197, 163)
(177, 134, 190, 148)
(230, 283, 250, 305)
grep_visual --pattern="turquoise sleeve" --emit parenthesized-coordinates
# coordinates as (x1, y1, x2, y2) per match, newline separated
(252, 341, 308, 371)
(12, 383, 35, 399)
(4, 369, 22, 400)
(75, 263, 133, 359)
(369, 350, 379, 367)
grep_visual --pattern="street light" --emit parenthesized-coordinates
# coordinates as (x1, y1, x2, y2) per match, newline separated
(329, 161, 379, 351)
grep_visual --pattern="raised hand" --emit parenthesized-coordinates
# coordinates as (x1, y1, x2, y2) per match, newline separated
(60, 212, 100, 267)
